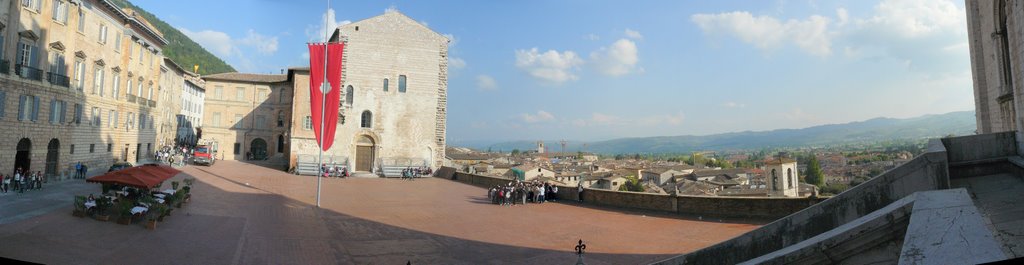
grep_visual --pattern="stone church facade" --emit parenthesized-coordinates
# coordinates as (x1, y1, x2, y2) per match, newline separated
(288, 11, 449, 172)
(967, 0, 1024, 153)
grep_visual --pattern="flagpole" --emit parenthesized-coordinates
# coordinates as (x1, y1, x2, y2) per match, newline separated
(316, 0, 331, 208)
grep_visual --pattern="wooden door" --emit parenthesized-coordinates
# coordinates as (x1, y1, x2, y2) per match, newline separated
(356, 146, 373, 172)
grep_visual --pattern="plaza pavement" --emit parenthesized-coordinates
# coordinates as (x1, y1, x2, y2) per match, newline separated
(0, 160, 760, 264)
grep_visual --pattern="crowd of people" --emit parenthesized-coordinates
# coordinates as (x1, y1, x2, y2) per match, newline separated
(321, 164, 349, 178)
(401, 167, 432, 180)
(487, 180, 559, 206)
(156, 146, 192, 166)
(0, 168, 44, 194)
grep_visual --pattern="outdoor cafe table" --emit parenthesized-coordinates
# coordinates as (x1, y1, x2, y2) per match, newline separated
(130, 206, 148, 215)
(84, 201, 96, 209)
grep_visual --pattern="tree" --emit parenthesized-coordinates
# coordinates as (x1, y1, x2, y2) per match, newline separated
(805, 156, 825, 187)
(511, 149, 520, 156)
(633, 153, 641, 160)
(614, 154, 625, 160)
(618, 175, 645, 192)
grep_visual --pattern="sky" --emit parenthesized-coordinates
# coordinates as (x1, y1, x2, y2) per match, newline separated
(133, 0, 975, 143)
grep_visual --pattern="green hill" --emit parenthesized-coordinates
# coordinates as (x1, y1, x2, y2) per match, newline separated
(108, 0, 235, 75)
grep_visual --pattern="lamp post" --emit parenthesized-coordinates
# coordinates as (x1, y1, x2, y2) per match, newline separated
(575, 239, 586, 265)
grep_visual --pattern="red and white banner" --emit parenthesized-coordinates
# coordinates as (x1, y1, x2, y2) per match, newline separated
(308, 42, 345, 151)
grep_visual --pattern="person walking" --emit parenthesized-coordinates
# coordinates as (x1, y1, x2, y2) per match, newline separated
(551, 185, 558, 201)
(75, 162, 83, 179)
(1, 174, 8, 193)
(81, 164, 88, 179)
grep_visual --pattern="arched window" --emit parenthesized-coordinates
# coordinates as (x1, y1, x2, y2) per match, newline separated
(361, 110, 372, 128)
(787, 168, 793, 189)
(345, 85, 354, 105)
(771, 169, 778, 191)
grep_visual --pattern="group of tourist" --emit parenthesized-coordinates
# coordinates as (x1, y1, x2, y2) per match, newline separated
(0, 168, 44, 194)
(401, 167, 432, 180)
(74, 162, 89, 179)
(320, 164, 349, 178)
(156, 146, 191, 166)
(487, 180, 559, 206)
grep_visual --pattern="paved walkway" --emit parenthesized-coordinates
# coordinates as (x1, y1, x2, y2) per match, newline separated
(952, 173, 1024, 258)
(0, 161, 759, 264)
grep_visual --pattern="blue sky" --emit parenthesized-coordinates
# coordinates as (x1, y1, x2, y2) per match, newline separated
(134, 0, 974, 142)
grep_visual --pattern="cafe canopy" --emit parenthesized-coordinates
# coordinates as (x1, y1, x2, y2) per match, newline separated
(86, 164, 182, 189)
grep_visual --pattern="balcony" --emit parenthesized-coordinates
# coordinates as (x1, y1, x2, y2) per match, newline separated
(46, 72, 70, 88)
(138, 98, 149, 106)
(14, 64, 43, 81)
(126, 94, 137, 103)
(148, 100, 156, 107)
(0, 60, 9, 75)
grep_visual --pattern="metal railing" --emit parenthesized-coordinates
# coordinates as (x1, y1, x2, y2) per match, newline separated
(46, 72, 70, 88)
(0, 60, 9, 75)
(15, 64, 43, 81)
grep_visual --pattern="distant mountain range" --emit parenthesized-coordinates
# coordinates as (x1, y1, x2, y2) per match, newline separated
(454, 111, 976, 154)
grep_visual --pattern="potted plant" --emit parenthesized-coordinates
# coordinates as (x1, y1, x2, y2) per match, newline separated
(94, 197, 112, 221)
(182, 186, 192, 203)
(145, 204, 165, 230)
(171, 181, 179, 190)
(73, 196, 87, 217)
(174, 190, 186, 208)
(116, 200, 134, 225)
(184, 178, 195, 187)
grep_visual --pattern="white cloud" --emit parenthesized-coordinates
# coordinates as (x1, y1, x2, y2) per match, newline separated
(521, 110, 556, 123)
(691, 11, 832, 57)
(449, 57, 466, 69)
(723, 102, 746, 108)
(836, 8, 849, 27)
(385, 5, 398, 13)
(585, 33, 600, 41)
(514, 48, 584, 83)
(476, 75, 498, 91)
(306, 8, 351, 42)
(857, 0, 964, 38)
(179, 28, 234, 57)
(624, 28, 643, 40)
(572, 113, 622, 127)
(179, 27, 280, 58)
(591, 38, 640, 77)
(638, 112, 685, 126)
(238, 29, 279, 55)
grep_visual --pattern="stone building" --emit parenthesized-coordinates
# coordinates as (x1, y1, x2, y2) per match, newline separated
(765, 157, 799, 197)
(159, 58, 204, 147)
(200, 72, 292, 161)
(0, 0, 167, 178)
(288, 10, 448, 173)
(967, 0, 1024, 153)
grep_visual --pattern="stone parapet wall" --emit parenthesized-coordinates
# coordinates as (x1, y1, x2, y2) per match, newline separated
(654, 139, 950, 264)
(440, 169, 823, 220)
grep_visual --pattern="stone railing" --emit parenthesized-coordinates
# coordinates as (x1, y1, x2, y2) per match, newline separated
(126, 94, 137, 103)
(653, 139, 950, 264)
(439, 168, 824, 220)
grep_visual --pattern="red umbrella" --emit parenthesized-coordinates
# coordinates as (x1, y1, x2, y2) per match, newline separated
(87, 164, 182, 189)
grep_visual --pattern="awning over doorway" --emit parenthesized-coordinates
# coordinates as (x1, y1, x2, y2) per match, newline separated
(86, 164, 182, 189)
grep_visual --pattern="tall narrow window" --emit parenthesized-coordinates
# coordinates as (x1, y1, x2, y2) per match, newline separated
(51, 0, 68, 23)
(74, 58, 85, 92)
(277, 111, 284, 127)
(114, 32, 122, 52)
(211, 112, 221, 127)
(77, 9, 85, 32)
(107, 110, 114, 128)
(771, 169, 778, 191)
(74, 104, 82, 125)
(345, 85, 353, 105)
(233, 114, 243, 128)
(126, 78, 133, 96)
(111, 72, 120, 99)
(98, 24, 108, 44)
(94, 66, 104, 97)
(303, 116, 312, 130)
(383, 78, 389, 92)
(215, 86, 223, 99)
(361, 110, 372, 128)
(787, 168, 793, 189)
(398, 75, 407, 93)
(236, 87, 245, 101)
(0, 91, 6, 117)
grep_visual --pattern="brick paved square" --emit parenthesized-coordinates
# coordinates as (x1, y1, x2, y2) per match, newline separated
(0, 161, 759, 264)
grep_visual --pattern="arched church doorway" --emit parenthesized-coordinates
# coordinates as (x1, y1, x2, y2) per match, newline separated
(355, 135, 375, 172)
(250, 138, 267, 160)
(15, 138, 32, 173)
(45, 139, 60, 178)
